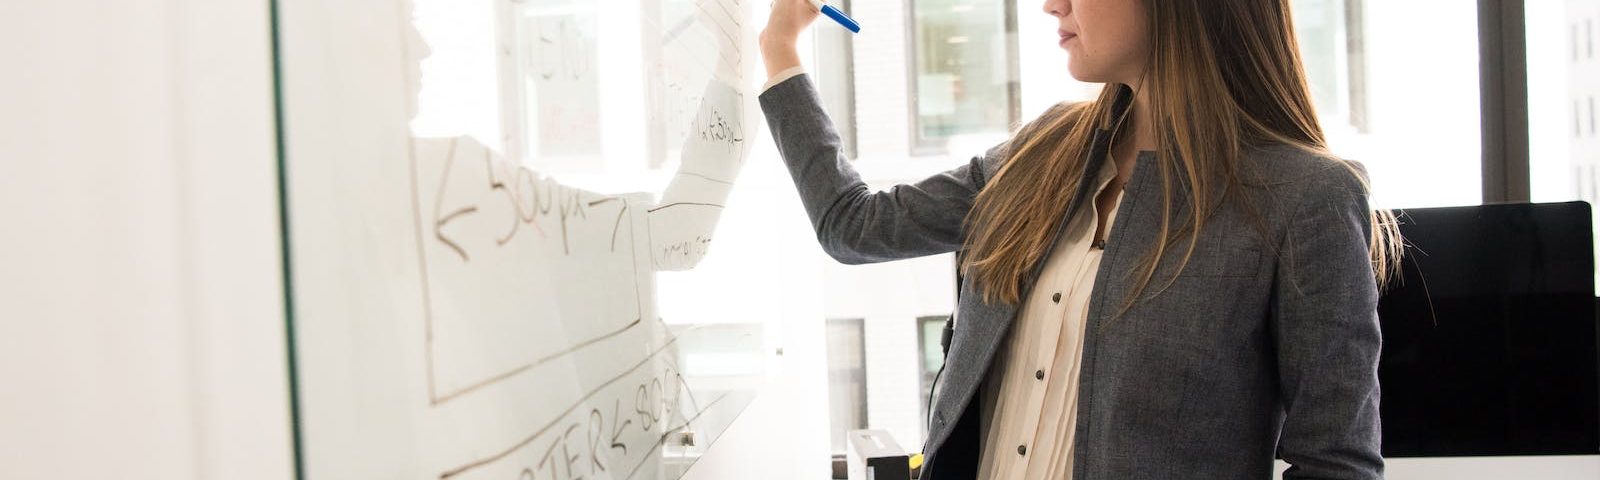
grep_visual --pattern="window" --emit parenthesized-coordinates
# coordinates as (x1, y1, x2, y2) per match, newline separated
(1528, 1, 1600, 291)
(908, 0, 1019, 154)
(1291, 0, 1483, 209)
(825, 318, 868, 454)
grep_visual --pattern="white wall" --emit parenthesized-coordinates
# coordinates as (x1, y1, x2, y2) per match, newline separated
(0, 1, 294, 479)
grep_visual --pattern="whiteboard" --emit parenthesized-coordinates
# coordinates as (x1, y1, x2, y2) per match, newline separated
(276, 0, 766, 478)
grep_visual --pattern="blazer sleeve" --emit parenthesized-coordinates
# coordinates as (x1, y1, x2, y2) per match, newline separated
(758, 73, 1003, 265)
(1271, 160, 1385, 480)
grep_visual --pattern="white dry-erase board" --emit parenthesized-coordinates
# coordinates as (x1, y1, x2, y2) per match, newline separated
(275, 0, 767, 478)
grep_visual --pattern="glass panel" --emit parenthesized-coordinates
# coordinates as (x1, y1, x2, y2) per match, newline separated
(910, 0, 1018, 152)
(1528, 0, 1600, 290)
(1291, 0, 1482, 209)
(279, 0, 767, 477)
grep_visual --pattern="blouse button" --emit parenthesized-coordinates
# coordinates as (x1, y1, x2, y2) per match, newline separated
(1017, 445, 1027, 456)
(1035, 369, 1045, 380)
(1051, 292, 1062, 303)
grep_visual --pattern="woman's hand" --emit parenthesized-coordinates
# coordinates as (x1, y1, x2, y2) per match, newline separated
(759, 0, 820, 78)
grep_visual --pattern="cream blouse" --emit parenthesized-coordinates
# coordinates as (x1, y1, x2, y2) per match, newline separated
(976, 156, 1124, 479)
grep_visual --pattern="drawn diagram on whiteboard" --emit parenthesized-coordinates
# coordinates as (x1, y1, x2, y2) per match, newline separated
(395, 0, 761, 478)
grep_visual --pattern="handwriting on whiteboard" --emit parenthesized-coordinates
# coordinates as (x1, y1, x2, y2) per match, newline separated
(396, 1, 760, 479)
(431, 137, 625, 261)
(695, 105, 743, 148)
(434, 334, 731, 480)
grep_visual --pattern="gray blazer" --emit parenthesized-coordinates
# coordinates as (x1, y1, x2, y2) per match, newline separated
(759, 75, 1383, 479)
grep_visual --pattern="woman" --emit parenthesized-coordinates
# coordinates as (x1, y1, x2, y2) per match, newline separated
(759, 0, 1402, 478)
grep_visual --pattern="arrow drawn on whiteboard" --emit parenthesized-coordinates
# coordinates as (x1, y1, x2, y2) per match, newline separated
(619, 393, 731, 480)
(612, 202, 629, 253)
(434, 137, 476, 262)
(581, 196, 629, 253)
(435, 206, 477, 262)
(610, 397, 631, 456)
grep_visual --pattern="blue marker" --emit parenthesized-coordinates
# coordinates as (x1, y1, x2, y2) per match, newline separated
(808, 0, 860, 33)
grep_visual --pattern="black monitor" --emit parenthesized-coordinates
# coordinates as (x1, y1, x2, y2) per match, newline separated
(1377, 201, 1599, 457)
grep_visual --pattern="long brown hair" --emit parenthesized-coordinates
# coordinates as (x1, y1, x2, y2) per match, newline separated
(961, 0, 1402, 308)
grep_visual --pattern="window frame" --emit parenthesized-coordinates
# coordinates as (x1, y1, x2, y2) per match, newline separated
(1480, 0, 1532, 203)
